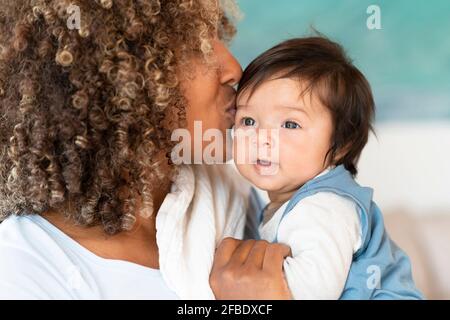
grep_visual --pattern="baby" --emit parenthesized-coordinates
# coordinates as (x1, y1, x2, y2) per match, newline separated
(232, 37, 422, 299)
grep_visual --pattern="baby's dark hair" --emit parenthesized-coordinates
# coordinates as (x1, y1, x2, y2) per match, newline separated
(237, 36, 375, 176)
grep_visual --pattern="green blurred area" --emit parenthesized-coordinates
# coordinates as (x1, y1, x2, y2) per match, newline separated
(230, 0, 450, 121)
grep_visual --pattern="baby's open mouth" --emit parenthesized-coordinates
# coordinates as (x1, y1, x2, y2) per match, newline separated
(254, 159, 279, 175)
(256, 159, 272, 166)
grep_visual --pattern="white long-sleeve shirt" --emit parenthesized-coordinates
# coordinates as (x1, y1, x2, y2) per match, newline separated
(259, 189, 362, 300)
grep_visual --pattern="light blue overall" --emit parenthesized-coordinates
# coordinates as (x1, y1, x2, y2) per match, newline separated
(269, 165, 423, 300)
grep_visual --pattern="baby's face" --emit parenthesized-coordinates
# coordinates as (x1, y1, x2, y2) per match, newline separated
(233, 77, 334, 195)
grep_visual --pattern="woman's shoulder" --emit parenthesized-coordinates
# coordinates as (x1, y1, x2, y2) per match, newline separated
(194, 163, 255, 217)
(0, 215, 76, 299)
(191, 164, 254, 239)
(194, 163, 252, 196)
(0, 215, 55, 263)
(0, 214, 46, 250)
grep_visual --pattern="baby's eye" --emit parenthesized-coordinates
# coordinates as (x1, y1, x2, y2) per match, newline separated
(241, 117, 256, 126)
(282, 121, 301, 129)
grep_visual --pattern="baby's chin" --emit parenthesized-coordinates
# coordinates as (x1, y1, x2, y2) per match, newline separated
(252, 179, 284, 192)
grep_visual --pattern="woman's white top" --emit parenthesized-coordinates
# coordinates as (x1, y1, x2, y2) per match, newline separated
(0, 214, 178, 299)
(0, 164, 253, 299)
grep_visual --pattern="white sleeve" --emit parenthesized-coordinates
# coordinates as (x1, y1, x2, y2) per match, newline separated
(277, 192, 362, 300)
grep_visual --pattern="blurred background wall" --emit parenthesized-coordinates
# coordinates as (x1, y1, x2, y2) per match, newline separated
(230, 0, 450, 299)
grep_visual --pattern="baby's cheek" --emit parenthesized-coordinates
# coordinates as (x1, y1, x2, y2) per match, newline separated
(278, 136, 302, 163)
(233, 140, 246, 168)
(277, 137, 313, 180)
(232, 138, 240, 163)
(232, 142, 253, 181)
(233, 133, 253, 164)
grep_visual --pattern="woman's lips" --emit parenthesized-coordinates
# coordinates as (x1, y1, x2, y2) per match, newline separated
(225, 103, 237, 118)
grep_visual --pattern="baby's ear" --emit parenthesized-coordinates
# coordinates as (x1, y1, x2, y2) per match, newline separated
(332, 142, 353, 163)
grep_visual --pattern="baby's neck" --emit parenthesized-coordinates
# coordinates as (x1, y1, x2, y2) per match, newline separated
(267, 189, 298, 209)
(261, 189, 298, 226)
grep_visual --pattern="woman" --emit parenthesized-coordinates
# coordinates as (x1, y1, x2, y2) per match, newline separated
(0, 0, 290, 299)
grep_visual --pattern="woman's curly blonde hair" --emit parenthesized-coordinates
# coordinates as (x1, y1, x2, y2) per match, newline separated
(0, 0, 237, 234)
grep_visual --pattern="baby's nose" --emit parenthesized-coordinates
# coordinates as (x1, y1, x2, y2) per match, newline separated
(256, 128, 278, 149)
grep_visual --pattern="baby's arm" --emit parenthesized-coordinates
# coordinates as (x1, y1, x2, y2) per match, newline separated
(277, 192, 361, 299)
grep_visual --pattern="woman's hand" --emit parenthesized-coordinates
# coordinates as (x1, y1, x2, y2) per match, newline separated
(210, 238, 293, 300)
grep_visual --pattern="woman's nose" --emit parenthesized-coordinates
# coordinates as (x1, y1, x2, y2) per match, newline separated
(216, 40, 242, 86)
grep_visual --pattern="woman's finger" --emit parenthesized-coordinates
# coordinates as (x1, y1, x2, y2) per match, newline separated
(262, 243, 291, 273)
(228, 239, 257, 267)
(213, 237, 242, 268)
(244, 240, 269, 270)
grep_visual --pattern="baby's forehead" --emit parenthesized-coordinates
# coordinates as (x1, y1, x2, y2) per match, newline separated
(237, 76, 323, 110)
